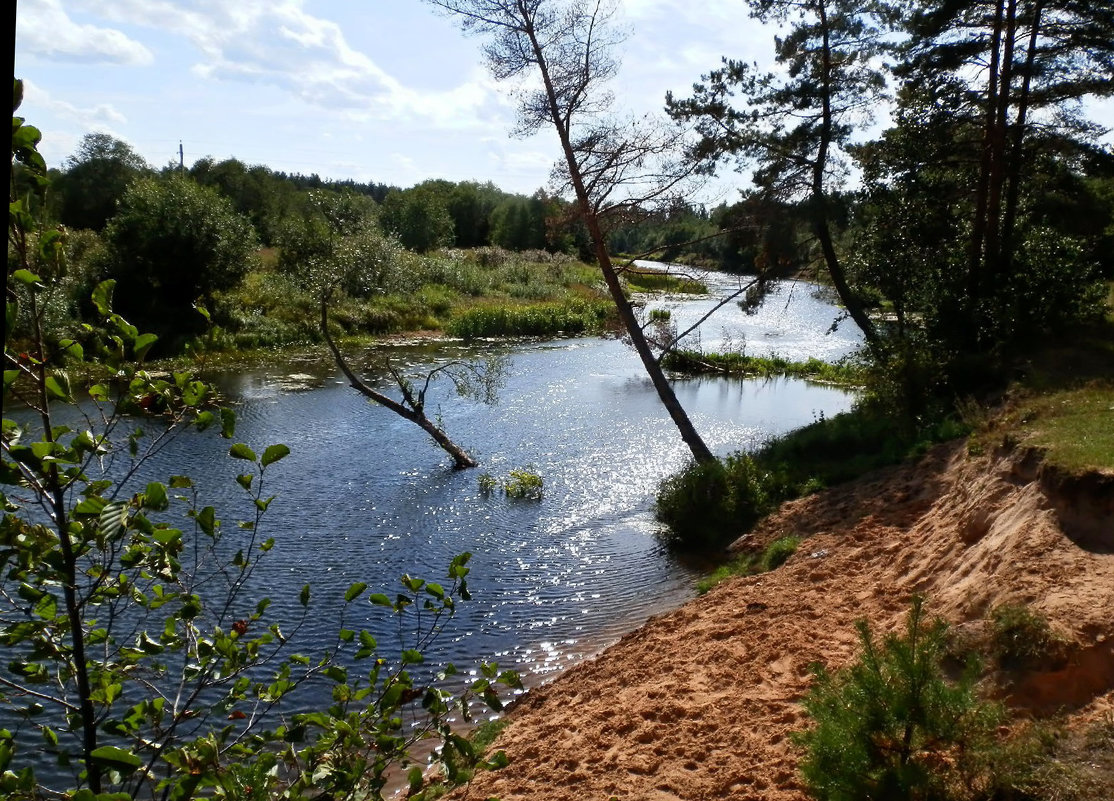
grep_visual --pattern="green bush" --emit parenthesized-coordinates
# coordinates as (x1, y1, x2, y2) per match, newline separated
(655, 453, 773, 551)
(796, 598, 1005, 801)
(759, 535, 800, 571)
(990, 604, 1063, 671)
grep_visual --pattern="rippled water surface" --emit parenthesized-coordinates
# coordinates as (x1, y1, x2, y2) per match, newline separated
(19, 276, 862, 697)
(144, 276, 861, 685)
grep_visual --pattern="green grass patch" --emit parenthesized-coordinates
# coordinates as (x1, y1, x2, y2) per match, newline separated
(446, 298, 614, 339)
(1010, 383, 1114, 473)
(695, 535, 801, 594)
(623, 267, 707, 294)
(661, 349, 863, 386)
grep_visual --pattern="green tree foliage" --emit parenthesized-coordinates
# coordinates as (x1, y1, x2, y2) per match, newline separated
(796, 599, 1004, 801)
(490, 194, 548, 251)
(4, 83, 518, 799)
(667, 0, 886, 348)
(277, 188, 401, 298)
(190, 156, 300, 245)
(445, 180, 504, 247)
(100, 174, 258, 346)
(54, 132, 151, 231)
(380, 184, 456, 253)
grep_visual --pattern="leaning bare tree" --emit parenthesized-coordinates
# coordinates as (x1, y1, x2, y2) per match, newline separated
(321, 294, 502, 469)
(428, 0, 716, 464)
(288, 199, 500, 469)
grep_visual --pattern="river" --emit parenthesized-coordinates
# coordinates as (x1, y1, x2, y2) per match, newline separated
(6, 272, 862, 732)
(125, 273, 862, 691)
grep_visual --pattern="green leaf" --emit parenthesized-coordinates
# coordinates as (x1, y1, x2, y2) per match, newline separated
(235, 474, 253, 490)
(261, 443, 290, 468)
(368, 593, 392, 607)
(90, 745, 142, 774)
(75, 495, 107, 516)
(11, 269, 42, 286)
(220, 407, 236, 438)
(100, 501, 127, 539)
(92, 280, 116, 318)
(133, 333, 158, 361)
(228, 443, 256, 461)
(57, 339, 84, 362)
(344, 582, 367, 603)
(44, 375, 73, 402)
(143, 482, 169, 511)
(169, 475, 192, 489)
(299, 584, 311, 607)
(196, 506, 216, 536)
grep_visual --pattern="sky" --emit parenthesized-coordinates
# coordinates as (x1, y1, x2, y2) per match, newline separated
(13, 0, 776, 198)
(14, 0, 1114, 200)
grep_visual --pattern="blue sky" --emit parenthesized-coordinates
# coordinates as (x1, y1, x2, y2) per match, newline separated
(15, 0, 1114, 199)
(14, 0, 775, 197)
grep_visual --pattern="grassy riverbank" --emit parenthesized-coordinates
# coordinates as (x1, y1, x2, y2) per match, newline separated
(660, 349, 863, 386)
(195, 248, 709, 354)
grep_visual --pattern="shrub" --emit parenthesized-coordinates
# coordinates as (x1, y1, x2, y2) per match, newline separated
(655, 453, 772, 551)
(796, 598, 1005, 801)
(759, 535, 800, 571)
(990, 603, 1064, 671)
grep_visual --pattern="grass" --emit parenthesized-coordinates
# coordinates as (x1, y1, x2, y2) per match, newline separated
(622, 266, 707, 294)
(990, 603, 1066, 671)
(695, 535, 801, 594)
(661, 349, 864, 387)
(1010, 384, 1114, 474)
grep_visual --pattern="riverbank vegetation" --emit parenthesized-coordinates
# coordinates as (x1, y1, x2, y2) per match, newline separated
(661, 349, 863, 386)
(8, 0, 1114, 791)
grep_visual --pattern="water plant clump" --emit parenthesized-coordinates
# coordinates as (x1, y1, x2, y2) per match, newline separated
(503, 468, 544, 500)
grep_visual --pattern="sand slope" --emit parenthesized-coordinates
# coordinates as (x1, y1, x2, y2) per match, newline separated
(449, 443, 1114, 801)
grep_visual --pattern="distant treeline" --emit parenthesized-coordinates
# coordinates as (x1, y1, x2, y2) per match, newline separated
(21, 132, 835, 276)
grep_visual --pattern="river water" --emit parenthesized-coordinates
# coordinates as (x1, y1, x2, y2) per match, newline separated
(7, 273, 862, 734)
(131, 274, 863, 690)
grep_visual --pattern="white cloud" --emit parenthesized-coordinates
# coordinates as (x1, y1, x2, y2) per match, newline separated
(22, 79, 128, 129)
(72, 0, 503, 131)
(17, 0, 154, 65)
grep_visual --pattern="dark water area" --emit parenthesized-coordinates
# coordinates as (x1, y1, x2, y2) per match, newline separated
(137, 275, 863, 690)
(4, 275, 862, 744)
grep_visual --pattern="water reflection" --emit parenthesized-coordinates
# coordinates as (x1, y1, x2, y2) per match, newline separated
(11, 278, 861, 694)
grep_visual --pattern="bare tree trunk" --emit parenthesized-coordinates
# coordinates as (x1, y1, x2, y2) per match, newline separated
(814, 0, 881, 352)
(968, 0, 1008, 341)
(1002, 0, 1045, 268)
(985, 0, 1019, 287)
(523, 18, 716, 465)
(320, 298, 477, 469)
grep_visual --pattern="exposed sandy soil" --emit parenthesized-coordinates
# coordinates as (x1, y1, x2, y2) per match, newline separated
(448, 442, 1114, 800)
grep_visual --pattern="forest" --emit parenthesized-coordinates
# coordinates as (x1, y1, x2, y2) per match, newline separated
(5, 0, 1114, 798)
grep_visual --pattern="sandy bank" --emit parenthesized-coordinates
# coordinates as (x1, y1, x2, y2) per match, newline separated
(448, 442, 1114, 800)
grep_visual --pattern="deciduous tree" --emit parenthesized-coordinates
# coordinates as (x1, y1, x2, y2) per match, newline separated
(428, 0, 716, 464)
